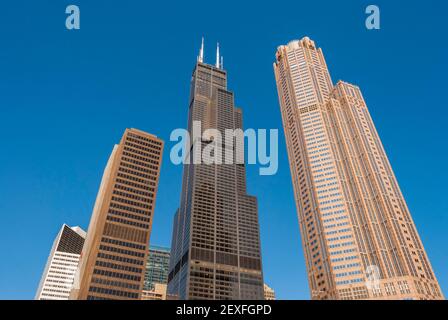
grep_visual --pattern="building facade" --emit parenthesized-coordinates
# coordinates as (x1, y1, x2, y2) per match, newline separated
(142, 283, 168, 300)
(142, 245, 170, 299)
(264, 283, 275, 300)
(167, 43, 264, 300)
(35, 224, 86, 300)
(73, 128, 164, 300)
(274, 36, 443, 300)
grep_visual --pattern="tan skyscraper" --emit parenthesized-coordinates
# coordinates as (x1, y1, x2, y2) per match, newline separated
(73, 128, 163, 300)
(274, 37, 443, 300)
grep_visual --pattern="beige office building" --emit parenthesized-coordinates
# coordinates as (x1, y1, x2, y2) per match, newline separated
(274, 36, 443, 300)
(141, 283, 167, 300)
(73, 128, 163, 300)
(264, 284, 275, 300)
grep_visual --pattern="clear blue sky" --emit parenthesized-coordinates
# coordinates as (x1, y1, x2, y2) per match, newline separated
(0, 0, 447, 300)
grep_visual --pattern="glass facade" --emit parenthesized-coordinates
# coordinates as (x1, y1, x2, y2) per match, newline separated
(143, 246, 170, 291)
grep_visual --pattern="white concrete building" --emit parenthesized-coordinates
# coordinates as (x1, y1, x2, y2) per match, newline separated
(35, 224, 86, 300)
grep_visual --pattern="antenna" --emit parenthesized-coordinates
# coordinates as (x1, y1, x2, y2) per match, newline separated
(198, 37, 204, 63)
(216, 42, 220, 68)
(220, 56, 223, 69)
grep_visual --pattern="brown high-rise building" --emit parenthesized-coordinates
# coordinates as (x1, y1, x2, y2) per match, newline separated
(73, 128, 163, 300)
(274, 37, 443, 300)
(167, 41, 264, 300)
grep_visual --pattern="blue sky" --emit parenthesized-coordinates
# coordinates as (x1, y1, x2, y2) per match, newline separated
(0, 0, 447, 300)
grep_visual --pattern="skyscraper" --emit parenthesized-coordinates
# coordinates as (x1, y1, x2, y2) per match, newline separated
(73, 128, 164, 300)
(142, 245, 170, 300)
(167, 41, 264, 300)
(274, 36, 443, 300)
(35, 224, 86, 300)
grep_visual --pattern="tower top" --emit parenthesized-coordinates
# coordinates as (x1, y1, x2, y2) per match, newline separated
(196, 37, 223, 69)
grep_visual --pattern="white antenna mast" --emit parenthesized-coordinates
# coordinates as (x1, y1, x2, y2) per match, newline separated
(198, 37, 204, 63)
(216, 42, 220, 68)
